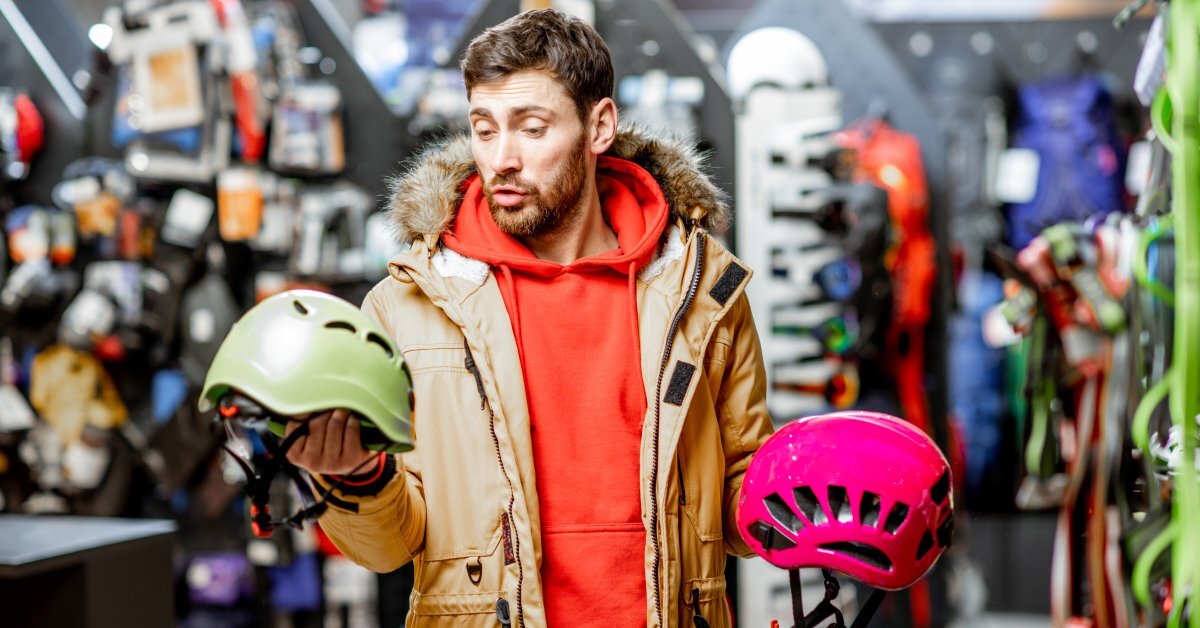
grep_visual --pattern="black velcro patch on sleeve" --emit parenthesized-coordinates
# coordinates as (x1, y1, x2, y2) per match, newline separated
(664, 361, 697, 406)
(709, 263, 749, 306)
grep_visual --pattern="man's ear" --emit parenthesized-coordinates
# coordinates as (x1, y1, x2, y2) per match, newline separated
(588, 97, 618, 156)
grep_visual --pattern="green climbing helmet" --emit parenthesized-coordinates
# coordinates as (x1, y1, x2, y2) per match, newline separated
(199, 289, 413, 453)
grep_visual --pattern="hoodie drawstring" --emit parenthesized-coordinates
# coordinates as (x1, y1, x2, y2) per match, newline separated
(497, 265, 527, 368)
(627, 261, 640, 349)
(627, 261, 646, 413)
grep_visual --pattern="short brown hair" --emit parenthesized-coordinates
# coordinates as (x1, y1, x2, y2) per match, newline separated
(461, 9, 614, 121)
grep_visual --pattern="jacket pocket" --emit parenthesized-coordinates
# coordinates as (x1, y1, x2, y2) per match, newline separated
(408, 590, 515, 627)
(678, 373, 725, 543)
(411, 530, 513, 626)
(403, 345, 505, 560)
(678, 457, 723, 542)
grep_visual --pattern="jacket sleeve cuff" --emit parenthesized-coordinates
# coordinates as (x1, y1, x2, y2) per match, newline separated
(317, 454, 398, 500)
(724, 479, 755, 557)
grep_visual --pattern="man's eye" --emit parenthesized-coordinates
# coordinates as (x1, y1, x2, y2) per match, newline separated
(475, 129, 496, 139)
(523, 127, 546, 137)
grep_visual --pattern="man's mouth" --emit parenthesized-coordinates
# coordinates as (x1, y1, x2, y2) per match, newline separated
(491, 186, 528, 208)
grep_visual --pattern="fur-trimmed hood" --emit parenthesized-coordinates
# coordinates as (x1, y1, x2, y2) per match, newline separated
(386, 122, 729, 245)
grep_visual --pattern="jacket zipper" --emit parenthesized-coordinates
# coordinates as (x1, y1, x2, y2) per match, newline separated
(650, 229, 706, 627)
(464, 342, 525, 628)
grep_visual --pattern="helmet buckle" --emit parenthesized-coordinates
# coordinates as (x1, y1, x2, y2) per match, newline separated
(250, 503, 273, 538)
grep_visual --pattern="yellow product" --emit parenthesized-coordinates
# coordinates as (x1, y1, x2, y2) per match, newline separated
(29, 345, 128, 446)
(74, 191, 122, 237)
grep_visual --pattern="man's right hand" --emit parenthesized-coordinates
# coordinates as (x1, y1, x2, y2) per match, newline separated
(284, 408, 378, 475)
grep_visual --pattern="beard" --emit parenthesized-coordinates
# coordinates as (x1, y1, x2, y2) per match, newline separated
(484, 136, 589, 238)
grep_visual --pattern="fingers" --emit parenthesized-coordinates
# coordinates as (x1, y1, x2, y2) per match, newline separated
(332, 411, 375, 474)
(341, 412, 362, 460)
(282, 409, 372, 475)
(325, 408, 352, 462)
(283, 415, 312, 467)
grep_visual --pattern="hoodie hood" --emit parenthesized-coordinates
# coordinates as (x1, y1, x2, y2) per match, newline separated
(441, 156, 669, 277)
(385, 122, 729, 247)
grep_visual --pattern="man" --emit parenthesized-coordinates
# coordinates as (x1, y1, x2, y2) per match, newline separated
(286, 9, 772, 627)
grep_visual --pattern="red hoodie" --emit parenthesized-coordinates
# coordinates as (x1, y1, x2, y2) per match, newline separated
(443, 156, 670, 627)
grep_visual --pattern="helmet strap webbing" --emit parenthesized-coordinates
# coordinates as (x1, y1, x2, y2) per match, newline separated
(789, 569, 805, 628)
(850, 588, 887, 628)
(220, 420, 317, 536)
(220, 417, 377, 537)
(788, 568, 887, 628)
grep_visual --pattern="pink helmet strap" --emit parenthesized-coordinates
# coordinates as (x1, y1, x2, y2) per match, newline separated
(788, 569, 888, 628)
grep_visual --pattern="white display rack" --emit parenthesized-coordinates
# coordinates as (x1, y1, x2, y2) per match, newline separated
(735, 87, 850, 422)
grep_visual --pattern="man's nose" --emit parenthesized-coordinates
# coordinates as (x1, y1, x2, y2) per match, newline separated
(490, 131, 522, 174)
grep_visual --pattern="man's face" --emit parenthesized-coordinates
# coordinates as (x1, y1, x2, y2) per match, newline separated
(468, 70, 591, 237)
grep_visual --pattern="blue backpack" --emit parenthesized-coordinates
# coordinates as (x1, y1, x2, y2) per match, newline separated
(1006, 75, 1126, 248)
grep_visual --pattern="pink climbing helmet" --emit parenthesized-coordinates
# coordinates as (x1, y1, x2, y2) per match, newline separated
(736, 411, 954, 591)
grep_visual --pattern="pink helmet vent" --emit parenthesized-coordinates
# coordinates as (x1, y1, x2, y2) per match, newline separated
(736, 411, 954, 591)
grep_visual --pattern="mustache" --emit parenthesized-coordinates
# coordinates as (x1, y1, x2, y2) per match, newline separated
(486, 174, 535, 194)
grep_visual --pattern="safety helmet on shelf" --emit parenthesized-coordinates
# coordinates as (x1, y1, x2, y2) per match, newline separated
(198, 289, 413, 452)
(737, 411, 953, 590)
(726, 27, 830, 100)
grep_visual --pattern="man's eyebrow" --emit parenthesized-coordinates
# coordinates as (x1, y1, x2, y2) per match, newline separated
(469, 105, 554, 119)
(510, 105, 553, 117)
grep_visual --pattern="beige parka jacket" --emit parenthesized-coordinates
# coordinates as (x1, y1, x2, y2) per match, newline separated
(317, 124, 775, 627)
